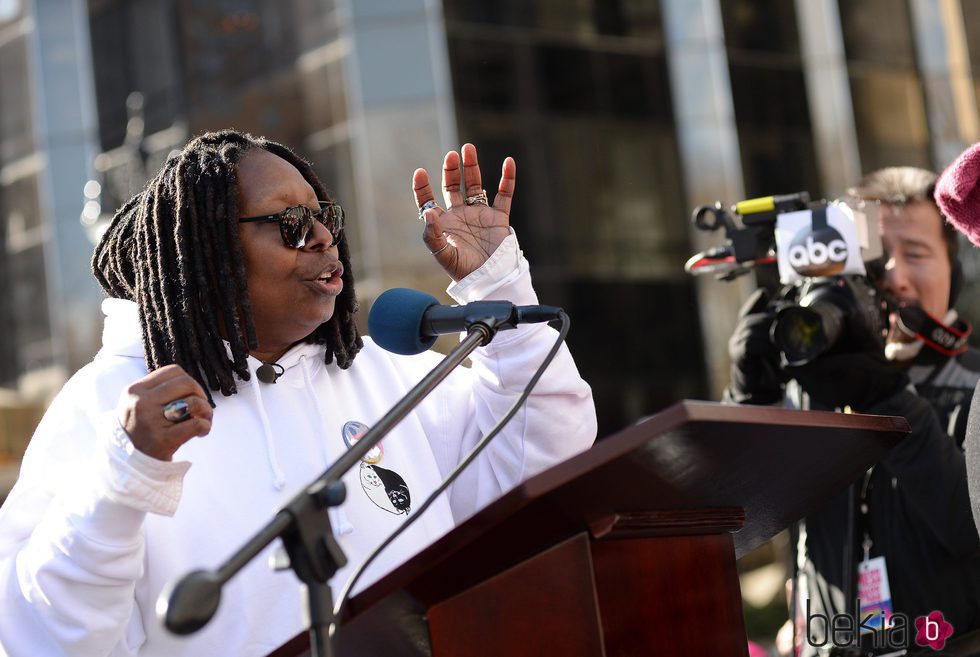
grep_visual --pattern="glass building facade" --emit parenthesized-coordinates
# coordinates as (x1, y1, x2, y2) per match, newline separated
(443, 1, 707, 436)
(0, 2, 59, 388)
(1, 0, 979, 440)
(839, 0, 932, 171)
(721, 0, 821, 198)
(0, 0, 97, 390)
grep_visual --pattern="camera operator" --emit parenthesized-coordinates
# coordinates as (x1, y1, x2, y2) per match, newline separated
(728, 167, 980, 655)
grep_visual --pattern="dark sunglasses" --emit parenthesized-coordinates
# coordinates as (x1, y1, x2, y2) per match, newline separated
(238, 201, 345, 248)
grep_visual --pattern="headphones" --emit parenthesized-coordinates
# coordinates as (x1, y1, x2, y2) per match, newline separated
(895, 256, 969, 357)
(868, 251, 969, 357)
(950, 257, 964, 309)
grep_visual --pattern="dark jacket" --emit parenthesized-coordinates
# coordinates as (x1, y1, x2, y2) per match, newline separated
(797, 346, 980, 655)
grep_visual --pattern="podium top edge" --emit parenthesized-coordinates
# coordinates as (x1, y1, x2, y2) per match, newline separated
(651, 400, 911, 434)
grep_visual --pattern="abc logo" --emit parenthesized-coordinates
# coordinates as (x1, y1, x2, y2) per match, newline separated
(788, 227, 848, 276)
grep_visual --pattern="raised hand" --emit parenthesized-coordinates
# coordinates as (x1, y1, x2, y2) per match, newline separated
(412, 143, 515, 281)
(116, 364, 213, 461)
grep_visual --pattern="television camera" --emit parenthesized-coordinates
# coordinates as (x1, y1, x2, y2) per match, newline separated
(685, 192, 887, 365)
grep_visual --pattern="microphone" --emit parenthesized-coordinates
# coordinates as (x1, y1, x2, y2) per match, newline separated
(367, 288, 561, 355)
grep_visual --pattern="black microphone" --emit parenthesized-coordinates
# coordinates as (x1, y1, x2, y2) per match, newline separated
(367, 288, 562, 355)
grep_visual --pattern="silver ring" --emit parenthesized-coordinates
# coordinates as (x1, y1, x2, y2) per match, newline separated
(464, 190, 489, 206)
(418, 200, 439, 221)
(163, 399, 191, 423)
(429, 242, 451, 256)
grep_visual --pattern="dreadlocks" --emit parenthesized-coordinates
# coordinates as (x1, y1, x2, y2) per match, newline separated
(92, 129, 362, 403)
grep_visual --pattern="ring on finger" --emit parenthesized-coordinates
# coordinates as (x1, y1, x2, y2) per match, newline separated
(163, 399, 191, 423)
(464, 190, 489, 206)
(418, 200, 439, 222)
(430, 242, 452, 256)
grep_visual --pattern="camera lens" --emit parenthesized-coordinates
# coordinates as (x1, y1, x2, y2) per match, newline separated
(773, 301, 845, 365)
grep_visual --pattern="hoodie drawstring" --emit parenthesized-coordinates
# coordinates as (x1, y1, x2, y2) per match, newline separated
(301, 356, 354, 536)
(248, 372, 287, 491)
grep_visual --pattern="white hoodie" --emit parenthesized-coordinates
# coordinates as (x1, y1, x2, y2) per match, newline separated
(0, 234, 596, 657)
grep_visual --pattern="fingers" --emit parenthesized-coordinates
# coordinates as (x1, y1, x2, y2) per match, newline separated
(172, 396, 213, 425)
(412, 143, 517, 228)
(151, 369, 209, 403)
(492, 156, 516, 216)
(413, 168, 436, 210)
(461, 143, 483, 198)
(118, 365, 213, 461)
(414, 167, 449, 244)
(162, 397, 213, 440)
(136, 363, 189, 387)
(441, 150, 463, 208)
(418, 146, 513, 212)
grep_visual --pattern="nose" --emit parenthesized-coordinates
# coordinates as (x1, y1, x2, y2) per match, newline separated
(882, 256, 911, 299)
(302, 219, 335, 252)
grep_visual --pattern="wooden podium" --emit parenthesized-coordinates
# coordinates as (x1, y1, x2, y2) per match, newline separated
(269, 400, 909, 657)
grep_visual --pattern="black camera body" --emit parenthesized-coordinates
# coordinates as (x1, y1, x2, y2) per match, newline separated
(770, 274, 888, 365)
(686, 193, 888, 365)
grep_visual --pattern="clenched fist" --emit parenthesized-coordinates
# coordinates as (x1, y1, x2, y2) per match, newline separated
(117, 364, 213, 461)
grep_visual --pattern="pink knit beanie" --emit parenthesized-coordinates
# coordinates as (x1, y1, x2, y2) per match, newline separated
(936, 141, 980, 246)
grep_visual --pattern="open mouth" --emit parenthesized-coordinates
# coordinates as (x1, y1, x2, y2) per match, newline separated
(307, 263, 344, 295)
(312, 263, 343, 283)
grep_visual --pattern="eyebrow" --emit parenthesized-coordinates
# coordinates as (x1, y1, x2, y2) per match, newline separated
(896, 236, 937, 252)
(268, 190, 319, 210)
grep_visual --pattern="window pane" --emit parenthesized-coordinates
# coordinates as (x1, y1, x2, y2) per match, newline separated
(723, 1, 820, 198)
(595, 0, 662, 39)
(299, 55, 348, 132)
(534, 0, 595, 35)
(547, 118, 688, 278)
(849, 69, 930, 171)
(0, 172, 46, 383)
(448, 38, 519, 112)
(0, 35, 34, 166)
(536, 45, 597, 115)
(720, 0, 801, 55)
(90, 0, 183, 149)
(960, 0, 980, 109)
(445, 0, 662, 38)
(602, 52, 673, 121)
(439, 1, 709, 429)
(838, 0, 916, 67)
(838, 0, 930, 170)
(6, 244, 52, 375)
(443, 0, 531, 28)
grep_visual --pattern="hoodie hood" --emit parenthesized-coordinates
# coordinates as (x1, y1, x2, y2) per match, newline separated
(100, 298, 145, 360)
(98, 297, 326, 372)
(97, 297, 345, 499)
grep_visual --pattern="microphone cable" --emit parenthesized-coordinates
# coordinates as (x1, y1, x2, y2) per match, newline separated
(331, 310, 571, 623)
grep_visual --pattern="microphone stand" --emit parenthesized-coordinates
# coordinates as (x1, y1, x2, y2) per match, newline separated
(159, 320, 500, 657)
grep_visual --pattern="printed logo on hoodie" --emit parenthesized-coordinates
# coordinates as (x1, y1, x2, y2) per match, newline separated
(342, 421, 412, 515)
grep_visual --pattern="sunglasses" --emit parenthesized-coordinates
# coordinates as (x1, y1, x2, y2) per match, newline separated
(238, 201, 345, 248)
